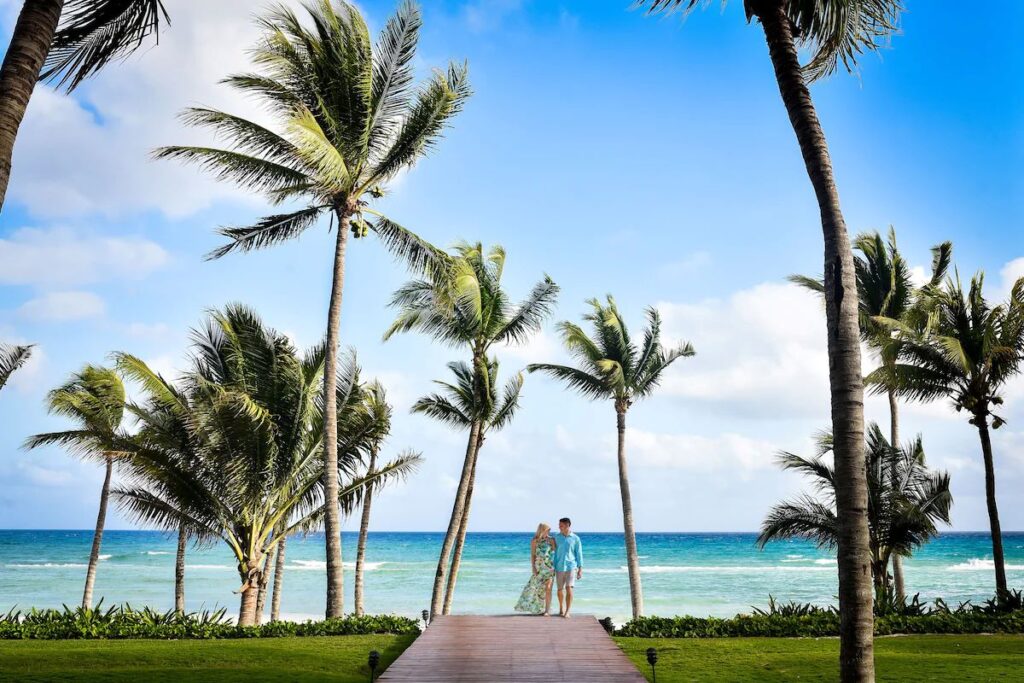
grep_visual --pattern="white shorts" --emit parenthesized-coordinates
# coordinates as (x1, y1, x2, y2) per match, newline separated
(556, 570, 576, 590)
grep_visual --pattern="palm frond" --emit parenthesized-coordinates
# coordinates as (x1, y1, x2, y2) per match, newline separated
(0, 344, 33, 391)
(207, 206, 328, 260)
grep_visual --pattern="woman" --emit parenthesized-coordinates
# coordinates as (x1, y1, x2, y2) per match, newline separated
(514, 523, 556, 615)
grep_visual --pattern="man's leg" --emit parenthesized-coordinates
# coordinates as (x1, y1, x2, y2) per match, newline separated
(564, 586, 573, 618)
(556, 586, 565, 616)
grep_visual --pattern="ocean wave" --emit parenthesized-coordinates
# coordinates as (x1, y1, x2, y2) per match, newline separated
(145, 551, 170, 556)
(949, 559, 1024, 571)
(288, 560, 387, 571)
(638, 565, 834, 573)
(814, 559, 836, 565)
(186, 564, 232, 570)
(99, 554, 111, 561)
(6, 563, 87, 569)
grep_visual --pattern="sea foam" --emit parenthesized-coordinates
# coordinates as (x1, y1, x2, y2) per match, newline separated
(949, 558, 1024, 571)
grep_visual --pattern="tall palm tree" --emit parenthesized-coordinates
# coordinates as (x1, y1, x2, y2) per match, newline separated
(156, 0, 468, 618)
(413, 358, 524, 614)
(758, 423, 952, 598)
(25, 365, 127, 608)
(0, 343, 33, 391)
(354, 381, 390, 616)
(112, 305, 420, 625)
(0, 0, 168, 212)
(871, 274, 1024, 601)
(640, 1, 901, 677)
(528, 296, 694, 618)
(385, 242, 557, 617)
(791, 228, 952, 598)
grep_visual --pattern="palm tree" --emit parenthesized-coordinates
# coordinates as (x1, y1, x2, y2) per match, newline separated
(639, 1, 901, 676)
(871, 274, 1024, 601)
(25, 365, 127, 608)
(791, 228, 952, 598)
(0, 0, 168, 212)
(385, 242, 557, 617)
(156, 0, 468, 618)
(354, 381, 390, 616)
(112, 305, 420, 625)
(413, 358, 524, 614)
(0, 343, 33, 391)
(758, 423, 952, 598)
(528, 296, 694, 618)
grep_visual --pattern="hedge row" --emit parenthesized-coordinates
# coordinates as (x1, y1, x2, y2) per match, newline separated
(0, 604, 421, 640)
(615, 611, 1024, 638)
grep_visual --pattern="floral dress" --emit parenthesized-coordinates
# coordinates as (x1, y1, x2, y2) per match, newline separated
(514, 537, 555, 614)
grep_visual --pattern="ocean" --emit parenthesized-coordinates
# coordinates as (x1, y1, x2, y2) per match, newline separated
(2, 530, 1022, 623)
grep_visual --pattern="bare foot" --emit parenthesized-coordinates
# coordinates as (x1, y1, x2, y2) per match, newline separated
(542, 612, 550, 617)
(563, 613, 571, 619)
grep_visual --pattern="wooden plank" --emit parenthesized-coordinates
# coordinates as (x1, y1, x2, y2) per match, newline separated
(378, 615, 647, 682)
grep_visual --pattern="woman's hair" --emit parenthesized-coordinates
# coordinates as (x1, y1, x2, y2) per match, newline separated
(534, 523, 550, 539)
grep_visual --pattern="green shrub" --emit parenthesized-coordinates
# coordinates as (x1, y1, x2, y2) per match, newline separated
(0, 602, 420, 640)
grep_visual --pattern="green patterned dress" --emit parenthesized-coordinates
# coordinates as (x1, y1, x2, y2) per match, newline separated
(514, 537, 555, 614)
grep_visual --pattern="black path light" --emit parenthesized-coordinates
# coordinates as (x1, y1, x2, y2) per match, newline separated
(367, 650, 381, 682)
(646, 647, 658, 683)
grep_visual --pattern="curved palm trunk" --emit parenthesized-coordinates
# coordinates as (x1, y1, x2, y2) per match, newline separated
(271, 535, 286, 622)
(976, 416, 1007, 598)
(323, 210, 352, 619)
(0, 0, 64, 213)
(429, 420, 482, 618)
(888, 389, 905, 601)
(82, 455, 113, 609)
(174, 521, 187, 614)
(354, 448, 378, 617)
(254, 544, 277, 625)
(616, 409, 644, 619)
(442, 436, 482, 614)
(755, 3, 873, 680)
(237, 581, 260, 627)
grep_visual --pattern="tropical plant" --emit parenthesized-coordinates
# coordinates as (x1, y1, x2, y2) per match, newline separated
(528, 296, 694, 618)
(110, 305, 420, 625)
(871, 274, 1024, 601)
(791, 227, 952, 598)
(155, 0, 468, 618)
(385, 242, 557, 616)
(639, 0, 903, 677)
(0, 343, 33, 392)
(413, 357, 525, 614)
(758, 423, 952, 598)
(25, 365, 128, 608)
(0, 0, 168, 212)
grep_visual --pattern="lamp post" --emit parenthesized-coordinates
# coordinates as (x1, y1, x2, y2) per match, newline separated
(367, 650, 380, 682)
(646, 647, 658, 683)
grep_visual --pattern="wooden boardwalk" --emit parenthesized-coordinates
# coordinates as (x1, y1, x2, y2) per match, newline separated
(378, 614, 647, 682)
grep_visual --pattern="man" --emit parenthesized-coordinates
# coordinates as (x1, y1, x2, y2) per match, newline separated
(550, 517, 583, 618)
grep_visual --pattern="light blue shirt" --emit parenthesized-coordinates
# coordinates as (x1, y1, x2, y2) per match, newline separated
(551, 531, 583, 572)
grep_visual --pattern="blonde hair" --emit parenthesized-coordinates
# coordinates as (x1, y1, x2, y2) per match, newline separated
(534, 523, 550, 539)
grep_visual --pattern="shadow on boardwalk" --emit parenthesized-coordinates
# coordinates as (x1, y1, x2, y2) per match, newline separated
(379, 614, 646, 682)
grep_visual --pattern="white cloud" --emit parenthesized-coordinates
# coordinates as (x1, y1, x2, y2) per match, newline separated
(18, 291, 105, 321)
(495, 329, 559, 366)
(627, 429, 777, 479)
(657, 251, 712, 280)
(0, 227, 169, 286)
(16, 462, 73, 488)
(126, 322, 172, 338)
(657, 281, 830, 418)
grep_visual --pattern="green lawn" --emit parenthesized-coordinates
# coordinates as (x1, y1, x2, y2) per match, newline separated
(0, 635, 416, 682)
(616, 634, 1024, 682)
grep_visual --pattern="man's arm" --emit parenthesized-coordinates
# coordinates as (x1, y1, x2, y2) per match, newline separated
(574, 537, 583, 577)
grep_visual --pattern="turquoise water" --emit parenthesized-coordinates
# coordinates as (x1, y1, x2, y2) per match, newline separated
(2, 531, 1022, 623)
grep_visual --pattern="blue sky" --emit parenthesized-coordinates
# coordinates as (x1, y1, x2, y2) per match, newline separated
(1, 0, 1022, 533)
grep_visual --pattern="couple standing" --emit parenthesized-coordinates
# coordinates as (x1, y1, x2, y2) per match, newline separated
(514, 517, 583, 618)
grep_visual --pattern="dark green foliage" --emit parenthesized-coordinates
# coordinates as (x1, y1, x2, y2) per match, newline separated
(616, 594, 1024, 638)
(0, 602, 419, 640)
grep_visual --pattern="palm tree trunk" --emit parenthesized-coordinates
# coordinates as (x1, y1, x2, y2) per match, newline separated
(254, 544, 276, 625)
(237, 582, 260, 627)
(0, 0, 64, 213)
(616, 408, 644, 619)
(976, 415, 1008, 598)
(442, 436, 482, 614)
(271, 535, 286, 622)
(754, 3, 873, 680)
(82, 455, 113, 609)
(323, 208, 352, 619)
(429, 420, 482, 618)
(888, 389, 905, 601)
(354, 448, 378, 617)
(174, 521, 187, 614)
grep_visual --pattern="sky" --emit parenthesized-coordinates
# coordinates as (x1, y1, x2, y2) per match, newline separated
(1, 0, 1022, 534)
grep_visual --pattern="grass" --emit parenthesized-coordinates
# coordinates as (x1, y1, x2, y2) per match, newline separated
(616, 634, 1024, 682)
(0, 634, 416, 682)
